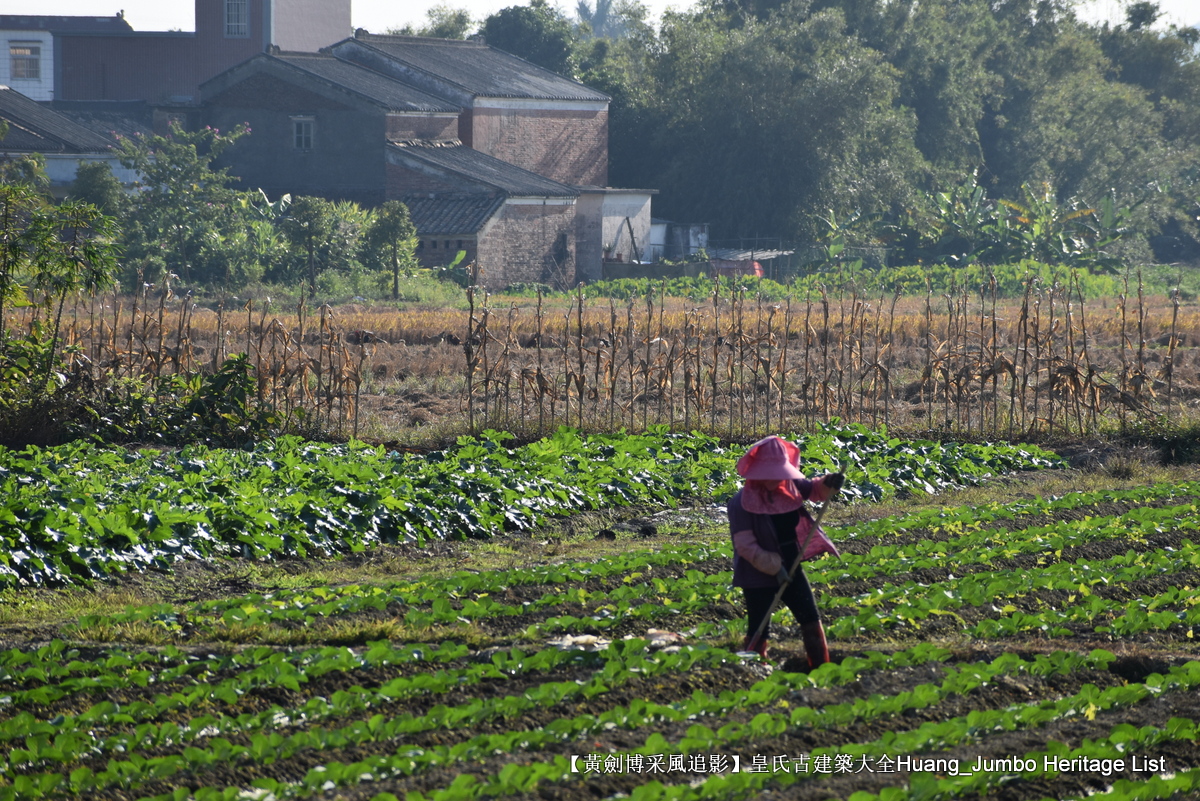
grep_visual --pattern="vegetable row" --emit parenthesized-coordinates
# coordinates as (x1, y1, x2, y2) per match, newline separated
(6, 643, 1167, 801)
(68, 490, 1200, 643)
(0, 424, 1060, 586)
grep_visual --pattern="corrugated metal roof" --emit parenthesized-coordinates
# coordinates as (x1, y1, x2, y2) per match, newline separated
(389, 140, 579, 198)
(0, 86, 116, 153)
(403, 194, 505, 235)
(272, 53, 459, 113)
(0, 14, 134, 34)
(349, 34, 608, 102)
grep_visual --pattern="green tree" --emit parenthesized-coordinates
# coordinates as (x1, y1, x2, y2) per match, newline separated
(978, 27, 1177, 258)
(69, 161, 125, 217)
(879, 0, 1002, 182)
(327, 200, 372, 278)
(646, 4, 926, 240)
(364, 200, 417, 300)
(1123, 0, 1161, 31)
(32, 201, 120, 375)
(280, 195, 337, 293)
(0, 184, 118, 371)
(483, 0, 577, 75)
(576, 1, 658, 189)
(115, 122, 259, 287)
(576, 0, 619, 38)
(1095, 8, 1200, 255)
(0, 121, 49, 190)
(0, 183, 45, 340)
(393, 4, 476, 38)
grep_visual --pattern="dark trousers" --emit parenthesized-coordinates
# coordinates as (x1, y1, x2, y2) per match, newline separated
(743, 566, 820, 642)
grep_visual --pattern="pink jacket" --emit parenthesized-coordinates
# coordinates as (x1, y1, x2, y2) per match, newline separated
(728, 477, 840, 588)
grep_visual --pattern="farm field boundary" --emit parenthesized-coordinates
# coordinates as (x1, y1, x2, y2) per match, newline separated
(1, 454, 1198, 800)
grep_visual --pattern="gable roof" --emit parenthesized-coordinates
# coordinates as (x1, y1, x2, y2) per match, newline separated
(270, 53, 459, 113)
(0, 86, 116, 153)
(403, 194, 505, 235)
(0, 14, 134, 34)
(50, 100, 155, 140)
(388, 140, 579, 198)
(200, 52, 460, 113)
(340, 34, 608, 103)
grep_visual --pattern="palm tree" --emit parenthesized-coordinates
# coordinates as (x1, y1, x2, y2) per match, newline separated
(576, 0, 616, 38)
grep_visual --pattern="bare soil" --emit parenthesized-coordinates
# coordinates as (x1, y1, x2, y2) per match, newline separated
(5, 470, 1200, 801)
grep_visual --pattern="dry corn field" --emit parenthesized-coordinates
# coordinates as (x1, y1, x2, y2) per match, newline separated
(22, 278, 1200, 441)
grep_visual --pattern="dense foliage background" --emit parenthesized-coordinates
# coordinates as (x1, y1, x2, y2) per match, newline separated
(407, 0, 1200, 264)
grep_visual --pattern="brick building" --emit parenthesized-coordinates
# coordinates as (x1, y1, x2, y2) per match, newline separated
(6, 3, 655, 289)
(328, 34, 609, 187)
(199, 32, 654, 288)
(201, 52, 460, 204)
(388, 141, 579, 285)
(1, 1, 350, 103)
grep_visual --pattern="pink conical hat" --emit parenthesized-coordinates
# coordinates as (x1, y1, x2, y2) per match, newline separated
(736, 436, 804, 481)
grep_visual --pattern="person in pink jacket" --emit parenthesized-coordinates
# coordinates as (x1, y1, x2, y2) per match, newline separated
(728, 436, 843, 666)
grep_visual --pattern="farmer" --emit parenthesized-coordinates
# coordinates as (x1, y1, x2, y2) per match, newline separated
(728, 435, 843, 666)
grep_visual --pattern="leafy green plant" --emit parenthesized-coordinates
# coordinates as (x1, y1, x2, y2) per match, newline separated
(0, 425, 1061, 587)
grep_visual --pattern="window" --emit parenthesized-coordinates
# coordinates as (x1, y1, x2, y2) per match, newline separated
(292, 117, 314, 151)
(9, 43, 40, 80)
(225, 0, 249, 37)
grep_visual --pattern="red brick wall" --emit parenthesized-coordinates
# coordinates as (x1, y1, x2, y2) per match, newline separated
(470, 107, 607, 187)
(386, 114, 458, 141)
(477, 201, 576, 289)
(195, 0, 268, 87)
(57, 35, 197, 101)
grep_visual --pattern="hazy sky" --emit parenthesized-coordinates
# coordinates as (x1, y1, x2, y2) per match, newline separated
(15, 0, 1200, 37)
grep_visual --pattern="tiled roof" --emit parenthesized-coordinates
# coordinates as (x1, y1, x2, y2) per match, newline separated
(0, 87, 116, 153)
(403, 194, 505, 235)
(50, 101, 154, 140)
(0, 14, 134, 34)
(271, 53, 459, 113)
(388, 140, 579, 198)
(347, 34, 608, 102)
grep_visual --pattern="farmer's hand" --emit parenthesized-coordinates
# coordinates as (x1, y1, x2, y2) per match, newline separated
(824, 472, 845, 492)
(775, 565, 791, 586)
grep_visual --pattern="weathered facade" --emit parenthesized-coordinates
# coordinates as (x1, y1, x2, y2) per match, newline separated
(201, 52, 457, 204)
(56, 31, 197, 102)
(386, 141, 579, 286)
(0, 14, 133, 102)
(329, 34, 609, 187)
(3, 1, 350, 103)
(199, 32, 613, 288)
(14, 5, 655, 289)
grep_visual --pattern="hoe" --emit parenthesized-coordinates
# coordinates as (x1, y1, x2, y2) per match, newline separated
(745, 471, 844, 658)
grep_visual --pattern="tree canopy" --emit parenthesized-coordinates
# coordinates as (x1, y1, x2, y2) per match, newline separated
(455, 0, 1200, 261)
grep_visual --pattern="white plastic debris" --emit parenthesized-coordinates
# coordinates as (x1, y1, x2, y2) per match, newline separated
(547, 634, 612, 651)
